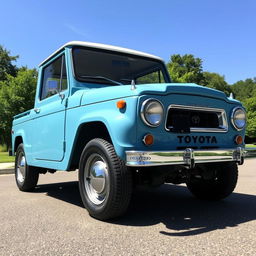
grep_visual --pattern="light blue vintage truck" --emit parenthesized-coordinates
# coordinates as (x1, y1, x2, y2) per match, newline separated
(12, 41, 247, 220)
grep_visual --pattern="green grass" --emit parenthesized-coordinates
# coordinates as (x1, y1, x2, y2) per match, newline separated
(0, 152, 15, 163)
(246, 144, 256, 148)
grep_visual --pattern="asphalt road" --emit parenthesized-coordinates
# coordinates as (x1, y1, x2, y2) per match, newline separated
(0, 159, 256, 256)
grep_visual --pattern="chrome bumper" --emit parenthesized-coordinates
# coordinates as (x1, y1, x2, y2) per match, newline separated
(126, 147, 247, 168)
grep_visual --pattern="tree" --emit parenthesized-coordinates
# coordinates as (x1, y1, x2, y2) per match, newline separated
(0, 45, 18, 82)
(167, 54, 205, 84)
(243, 96, 256, 139)
(202, 72, 232, 96)
(0, 69, 37, 148)
(231, 78, 256, 101)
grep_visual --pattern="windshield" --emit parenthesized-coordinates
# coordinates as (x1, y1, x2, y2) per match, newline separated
(72, 47, 170, 85)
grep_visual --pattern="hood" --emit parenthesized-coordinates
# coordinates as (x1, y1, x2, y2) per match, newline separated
(80, 83, 238, 105)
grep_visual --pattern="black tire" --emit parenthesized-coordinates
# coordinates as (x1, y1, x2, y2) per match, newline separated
(15, 143, 39, 191)
(186, 162, 238, 200)
(79, 138, 132, 220)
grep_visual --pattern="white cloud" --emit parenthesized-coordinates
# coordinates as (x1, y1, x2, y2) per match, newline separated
(65, 24, 90, 38)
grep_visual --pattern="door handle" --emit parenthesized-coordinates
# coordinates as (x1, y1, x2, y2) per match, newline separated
(59, 93, 65, 100)
(34, 108, 40, 113)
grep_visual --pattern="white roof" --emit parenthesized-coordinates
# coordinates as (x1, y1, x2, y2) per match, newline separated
(39, 41, 163, 66)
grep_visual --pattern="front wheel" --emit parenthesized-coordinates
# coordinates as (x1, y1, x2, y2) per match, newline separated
(186, 162, 238, 200)
(78, 139, 132, 220)
(15, 144, 39, 191)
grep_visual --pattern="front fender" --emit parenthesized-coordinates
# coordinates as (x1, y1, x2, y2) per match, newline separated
(66, 96, 138, 160)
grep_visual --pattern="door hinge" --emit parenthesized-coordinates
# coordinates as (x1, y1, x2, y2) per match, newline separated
(63, 141, 66, 152)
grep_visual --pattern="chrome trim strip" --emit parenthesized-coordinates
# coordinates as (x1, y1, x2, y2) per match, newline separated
(165, 104, 228, 133)
(126, 147, 245, 167)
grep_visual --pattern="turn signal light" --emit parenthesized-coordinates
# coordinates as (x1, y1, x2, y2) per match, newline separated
(116, 100, 126, 109)
(143, 134, 154, 146)
(235, 135, 243, 145)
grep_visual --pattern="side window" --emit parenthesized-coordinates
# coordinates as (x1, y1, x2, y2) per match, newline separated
(41, 55, 67, 100)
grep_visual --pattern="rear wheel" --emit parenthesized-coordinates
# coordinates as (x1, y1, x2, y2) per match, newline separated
(15, 144, 39, 191)
(186, 162, 238, 200)
(79, 138, 132, 220)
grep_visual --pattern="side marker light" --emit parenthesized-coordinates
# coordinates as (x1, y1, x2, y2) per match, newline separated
(116, 100, 126, 109)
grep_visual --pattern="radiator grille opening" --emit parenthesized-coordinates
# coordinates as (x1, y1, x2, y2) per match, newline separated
(165, 105, 228, 133)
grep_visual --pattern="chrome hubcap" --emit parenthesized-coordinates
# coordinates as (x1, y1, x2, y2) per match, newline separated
(90, 161, 106, 193)
(17, 153, 26, 183)
(84, 154, 109, 205)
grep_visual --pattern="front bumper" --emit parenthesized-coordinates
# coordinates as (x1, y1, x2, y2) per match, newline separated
(126, 147, 247, 168)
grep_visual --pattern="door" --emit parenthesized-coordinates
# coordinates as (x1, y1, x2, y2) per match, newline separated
(33, 54, 68, 161)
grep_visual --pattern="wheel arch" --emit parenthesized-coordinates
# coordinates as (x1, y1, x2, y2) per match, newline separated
(68, 121, 113, 170)
(14, 136, 23, 153)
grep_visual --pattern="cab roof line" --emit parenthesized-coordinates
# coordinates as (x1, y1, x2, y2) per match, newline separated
(39, 41, 164, 67)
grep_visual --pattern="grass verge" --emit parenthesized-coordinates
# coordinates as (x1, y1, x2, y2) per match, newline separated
(246, 144, 256, 148)
(0, 152, 15, 163)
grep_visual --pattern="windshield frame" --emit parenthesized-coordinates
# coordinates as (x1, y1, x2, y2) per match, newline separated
(71, 46, 171, 85)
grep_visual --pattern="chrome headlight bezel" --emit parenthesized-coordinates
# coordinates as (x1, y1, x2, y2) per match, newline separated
(231, 107, 246, 131)
(141, 99, 164, 127)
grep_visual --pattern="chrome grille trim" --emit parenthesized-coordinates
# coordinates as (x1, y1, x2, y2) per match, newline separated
(165, 104, 228, 133)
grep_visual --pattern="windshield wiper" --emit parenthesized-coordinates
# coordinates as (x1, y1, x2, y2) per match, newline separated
(80, 75, 123, 85)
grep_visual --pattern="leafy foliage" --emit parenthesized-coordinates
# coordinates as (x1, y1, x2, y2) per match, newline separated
(202, 72, 232, 96)
(0, 69, 37, 147)
(229, 78, 256, 140)
(167, 54, 205, 84)
(243, 97, 256, 138)
(0, 45, 18, 82)
(232, 78, 256, 101)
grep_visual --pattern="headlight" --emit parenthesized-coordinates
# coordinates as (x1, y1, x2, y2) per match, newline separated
(141, 99, 164, 127)
(231, 107, 246, 130)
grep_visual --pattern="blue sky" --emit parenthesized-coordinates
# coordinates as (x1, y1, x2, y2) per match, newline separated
(0, 0, 255, 84)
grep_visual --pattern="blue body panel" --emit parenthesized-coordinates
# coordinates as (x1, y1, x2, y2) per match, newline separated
(12, 46, 245, 171)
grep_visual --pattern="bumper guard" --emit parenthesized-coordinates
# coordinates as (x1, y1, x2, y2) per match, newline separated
(126, 147, 252, 168)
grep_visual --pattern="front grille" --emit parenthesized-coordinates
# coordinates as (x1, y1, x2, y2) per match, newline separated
(165, 105, 228, 133)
